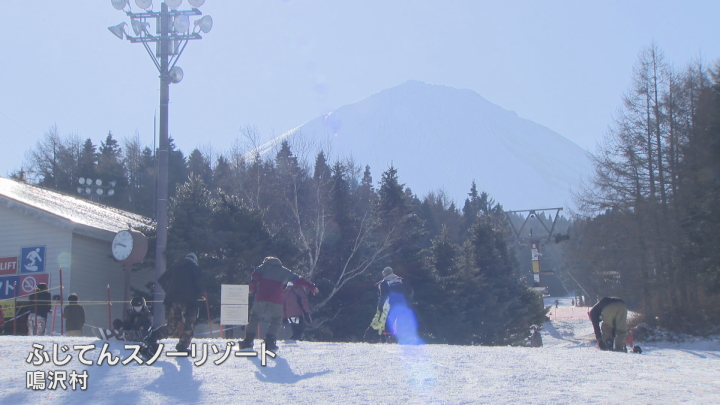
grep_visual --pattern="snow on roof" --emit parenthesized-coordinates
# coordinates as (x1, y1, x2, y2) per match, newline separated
(0, 177, 154, 235)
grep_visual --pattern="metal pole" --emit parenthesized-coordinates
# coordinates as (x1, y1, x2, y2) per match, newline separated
(59, 266, 64, 335)
(33, 290, 37, 335)
(204, 290, 213, 338)
(13, 281, 17, 335)
(154, 1, 170, 327)
(124, 262, 131, 313)
(107, 284, 112, 330)
(50, 298, 57, 335)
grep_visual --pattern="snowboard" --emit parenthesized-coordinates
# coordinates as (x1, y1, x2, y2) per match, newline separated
(91, 327, 145, 341)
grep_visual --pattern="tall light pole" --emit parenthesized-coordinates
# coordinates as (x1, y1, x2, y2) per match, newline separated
(108, 0, 213, 325)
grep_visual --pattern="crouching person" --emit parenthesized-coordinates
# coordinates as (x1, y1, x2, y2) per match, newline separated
(114, 296, 153, 339)
(589, 297, 628, 352)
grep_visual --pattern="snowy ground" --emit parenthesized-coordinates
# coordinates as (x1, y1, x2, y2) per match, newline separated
(1, 296, 719, 405)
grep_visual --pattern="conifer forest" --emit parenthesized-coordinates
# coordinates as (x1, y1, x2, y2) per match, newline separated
(12, 44, 720, 340)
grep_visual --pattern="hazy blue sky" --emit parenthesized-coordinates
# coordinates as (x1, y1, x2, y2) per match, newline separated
(1, 0, 718, 178)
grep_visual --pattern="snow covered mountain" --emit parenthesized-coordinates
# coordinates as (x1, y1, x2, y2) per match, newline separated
(277, 80, 592, 210)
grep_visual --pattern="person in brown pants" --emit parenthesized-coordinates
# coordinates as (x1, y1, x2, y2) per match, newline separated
(589, 297, 628, 352)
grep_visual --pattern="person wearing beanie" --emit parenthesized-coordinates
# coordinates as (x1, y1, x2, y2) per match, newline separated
(28, 283, 52, 336)
(63, 293, 85, 337)
(142, 252, 205, 358)
(113, 296, 153, 338)
(370, 266, 420, 344)
(239, 256, 319, 351)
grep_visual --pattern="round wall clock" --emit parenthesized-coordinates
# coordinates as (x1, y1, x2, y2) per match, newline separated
(112, 229, 148, 263)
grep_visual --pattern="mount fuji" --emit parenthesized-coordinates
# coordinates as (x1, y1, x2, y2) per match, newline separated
(269, 80, 593, 210)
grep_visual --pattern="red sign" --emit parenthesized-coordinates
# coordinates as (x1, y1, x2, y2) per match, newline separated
(0, 273, 49, 299)
(0, 257, 18, 276)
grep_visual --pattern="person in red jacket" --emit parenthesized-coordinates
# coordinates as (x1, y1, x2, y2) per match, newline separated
(239, 257, 318, 351)
(283, 282, 312, 341)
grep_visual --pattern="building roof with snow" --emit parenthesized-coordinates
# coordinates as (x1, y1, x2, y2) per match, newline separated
(0, 176, 154, 241)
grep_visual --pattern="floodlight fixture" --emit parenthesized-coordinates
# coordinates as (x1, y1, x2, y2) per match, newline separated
(77, 187, 83, 194)
(131, 19, 149, 36)
(169, 66, 184, 83)
(188, 0, 205, 7)
(174, 14, 190, 33)
(85, 187, 92, 194)
(194, 15, 213, 33)
(108, 189, 116, 196)
(111, 0, 128, 10)
(135, 0, 152, 9)
(78, 177, 85, 185)
(110, 181, 117, 187)
(97, 188, 104, 196)
(86, 178, 93, 185)
(96, 179, 103, 186)
(165, 0, 183, 8)
(108, 22, 127, 40)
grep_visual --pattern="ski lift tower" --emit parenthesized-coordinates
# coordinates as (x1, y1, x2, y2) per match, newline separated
(504, 208, 567, 287)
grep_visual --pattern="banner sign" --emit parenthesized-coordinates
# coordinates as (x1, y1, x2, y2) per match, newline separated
(0, 301, 16, 318)
(220, 304, 248, 325)
(20, 246, 46, 274)
(221, 284, 249, 305)
(0, 257, 18, 276)
(0, 273, 50, 299)
(220, 284, 249, 325)
(530, 241, 540, 273)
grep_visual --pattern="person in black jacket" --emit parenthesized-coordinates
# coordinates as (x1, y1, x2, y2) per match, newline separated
(589, 297, 628, 352)
(63, 293, 85, 337)
(113, 296, 152, 336)
(142, 253, 205, 357)
(28, 283, 52, 336)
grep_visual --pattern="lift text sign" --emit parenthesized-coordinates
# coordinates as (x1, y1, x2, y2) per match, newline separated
(0, 257, 18, 275)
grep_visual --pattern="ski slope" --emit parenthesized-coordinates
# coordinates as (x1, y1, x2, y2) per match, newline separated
(1, 297, 718, 405)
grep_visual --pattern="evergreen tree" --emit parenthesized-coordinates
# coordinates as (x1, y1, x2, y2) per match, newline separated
(678, 60, 720, 319)
(463, 218, 547, 345)
(187, 149, 213, 188)
(313, 151, 332, 182)
(423, 226, 464, 343)
(78, 138, 97, 180)
(167, 175, 214, 259)
(356, 165, 375, 216)
(212, 155, 234, 195)
(97, 132, 125, 208)
(136, 147, 157, 218)
(123, 133, 145, 214)
(377, 165, 409, 228)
